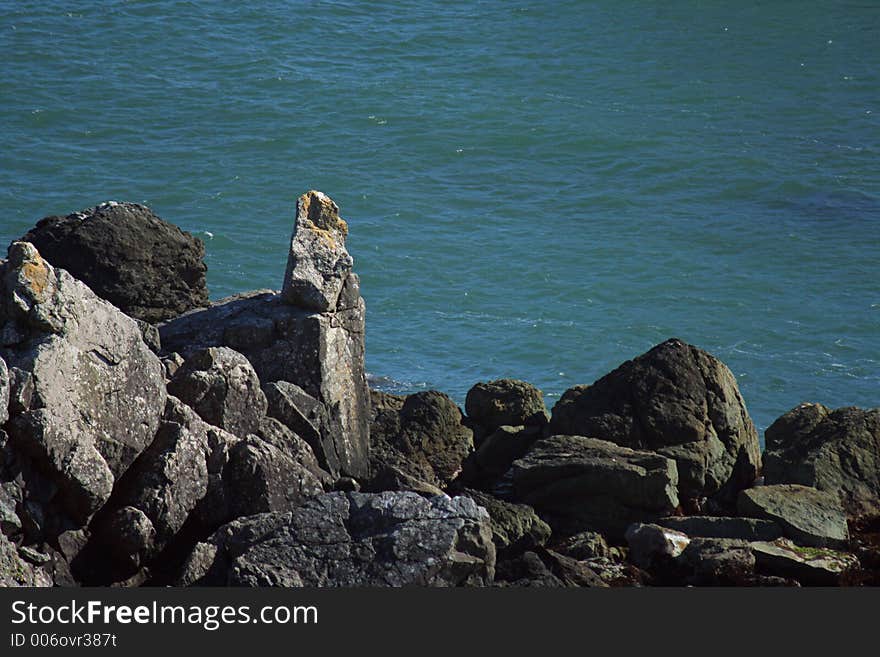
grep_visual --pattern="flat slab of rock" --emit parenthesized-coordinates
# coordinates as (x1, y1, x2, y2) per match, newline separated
(763, 403, 880, 519)
(656, 516, 783, 542)
(738, 484, 849, 549)
(19, 201, 208, 323)
(547, 338, 761, 504)
(504, 435, 679, 538)
(0, 242, 166, 523)
(178, 492, 495, 587)
(751, 539, 858, 586)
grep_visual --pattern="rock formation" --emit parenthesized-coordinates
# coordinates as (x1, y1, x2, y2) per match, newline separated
(548, 338, 761, 507)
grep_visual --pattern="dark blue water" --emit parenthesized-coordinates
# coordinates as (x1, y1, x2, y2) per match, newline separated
(1, 1, 878, 434)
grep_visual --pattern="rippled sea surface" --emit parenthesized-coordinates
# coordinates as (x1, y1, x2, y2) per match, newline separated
(1, 1, 878, 434)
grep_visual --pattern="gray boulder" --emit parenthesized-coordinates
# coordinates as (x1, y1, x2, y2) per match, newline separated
(281, 190, 353, 312)
(368, 389, 473, 490)
(548, 338, 761, 505)
(504, 435, 680, 538)
(465, 379, 548, 441)
(19, 201, 208, 323)
(0, 242, 166, 523)
(737, 484, 849, 549)
(265, 380, 338, 477)
(159, 288, 369, 479)
(93, 397, 237, 563)
(0, 356, 8, 426)
(178, 492, 495, 587)
(763, 403, 880, 519)
(223, 435, 326, 519)
(167, 347, 268, 437)
(656, 515, 783, 542)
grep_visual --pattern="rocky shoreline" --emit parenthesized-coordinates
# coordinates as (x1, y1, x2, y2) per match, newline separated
(1, 191, 878, 587)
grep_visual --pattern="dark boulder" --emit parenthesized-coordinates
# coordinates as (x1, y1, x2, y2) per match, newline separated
(458, 488, 551, 557)
(465, 379, 548, 443)
(368, 389, 473, 490)
(763, 403, 880, 519)
(679, 538, 757, 585)
(504, 435, 680, 539)
(548, 338, 761, 506)
(178, 492, 495, 587)
(19, 201, 208, 323)
(457, 424, 542, 490)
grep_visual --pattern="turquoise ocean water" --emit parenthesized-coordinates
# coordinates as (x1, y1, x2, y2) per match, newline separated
(1, 1, 878, 435)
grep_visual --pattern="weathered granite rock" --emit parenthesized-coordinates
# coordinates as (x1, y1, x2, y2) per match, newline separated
(548, 338, 761, 504)
(178, 492, 495, 587)
(159, 288, 369, 479)
(737, 484, 849, 549)
(465, 379, 548, 442)
(459, 488, 551, 556)
(265, 380, 338, 476)
(281, 191, 353, 312)
(625, 523, 690, 569)
(95, 397, 235, 558)
(751, 538, 858, 586)
(457, 424, 542, 490)
(223, 435, 326, 519)
(167, 347, 268, 438)
(763, 403, 880, 519)
(368, 389, 473, 490)
(0, 531, 52, 586)
(0, 242, 166, 523)
(656, 515, 783, 542)
(504, 435, 680, 538)
(0, 356, 8, 427)
(20, 201, 208, 323)
(679, 538, 756, 585)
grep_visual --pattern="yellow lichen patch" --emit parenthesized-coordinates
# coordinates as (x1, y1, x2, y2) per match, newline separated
(21, 258, 50, 299)
(297, 190, 347, 247)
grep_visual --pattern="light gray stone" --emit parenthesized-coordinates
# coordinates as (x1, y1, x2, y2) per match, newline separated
(281, 190, 353, 312)
(0, 242, 166, 523)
